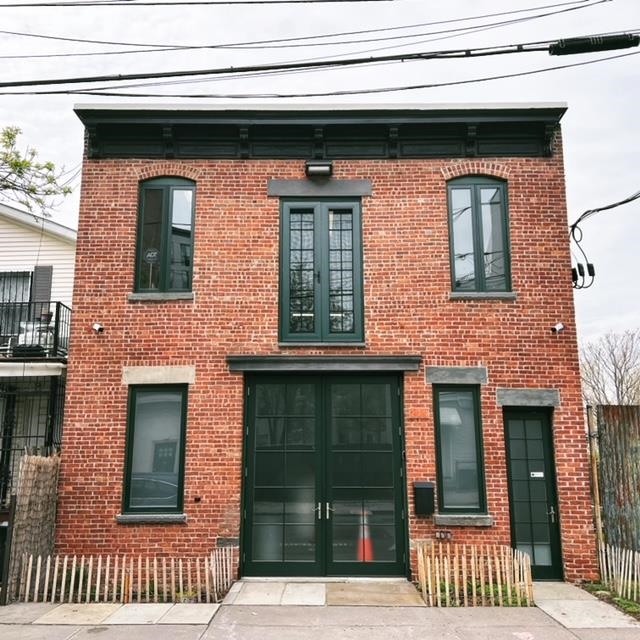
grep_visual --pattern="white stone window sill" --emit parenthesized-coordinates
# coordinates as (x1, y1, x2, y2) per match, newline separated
(116, 513, 187, 524)
(434, 513, 494, 527)
(128, 292, 194, 302)
(449, 292, 517, 301)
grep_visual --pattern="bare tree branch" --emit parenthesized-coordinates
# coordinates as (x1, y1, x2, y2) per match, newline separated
(580, 329, 640, 406)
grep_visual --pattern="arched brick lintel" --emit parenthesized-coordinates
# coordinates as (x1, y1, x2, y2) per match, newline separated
(441, 161, 511, 181)
(135, 164, 202, 182)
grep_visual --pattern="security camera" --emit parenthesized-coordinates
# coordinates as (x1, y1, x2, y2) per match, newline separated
(92, 323, 104, 333)
(551, 323, 565, 334)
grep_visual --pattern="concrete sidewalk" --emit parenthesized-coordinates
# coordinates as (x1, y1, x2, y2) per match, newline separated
(0, 581, 637, 640)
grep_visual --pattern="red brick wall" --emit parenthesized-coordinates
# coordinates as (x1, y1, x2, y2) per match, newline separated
(57, 134, 598, 581)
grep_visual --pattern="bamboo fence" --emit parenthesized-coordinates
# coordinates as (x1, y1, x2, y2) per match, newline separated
(597, 405, 640, 550)
(16, 547, 236, 604)
(599, 542, 640, 603)
(416, 542, 533, 607)
(5, 453, 60, 601)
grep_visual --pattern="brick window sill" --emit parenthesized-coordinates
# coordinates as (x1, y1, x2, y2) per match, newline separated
(116, 513, 187, 525)
(434, 513, 494, 527)
(128, 292, 194, 303)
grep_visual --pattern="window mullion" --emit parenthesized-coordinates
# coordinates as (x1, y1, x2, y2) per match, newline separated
(473, 386, 487, 513)
(136, 189, 147, 291)
(159, 187, 171, 291)
(280, 204, 291, 340)
(316, 203, 328, 340)
(471, 185, 486, 291)
(500, 184, 511, 290)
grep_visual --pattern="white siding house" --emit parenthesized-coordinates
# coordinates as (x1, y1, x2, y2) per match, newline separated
(0, 203, 76, 307)
(0, 203, 76, 516)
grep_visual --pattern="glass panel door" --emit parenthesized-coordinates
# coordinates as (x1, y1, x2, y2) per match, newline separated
(245, 379, 322, 576)
(505, 410, 563, 580)
(326, 377, 404, 576)
(243, 375, 405, 577)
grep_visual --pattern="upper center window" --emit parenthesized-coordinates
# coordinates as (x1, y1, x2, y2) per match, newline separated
(280, 200, 363, 343)
(136, 178, 195, 292)
(448, 177, 511, 292)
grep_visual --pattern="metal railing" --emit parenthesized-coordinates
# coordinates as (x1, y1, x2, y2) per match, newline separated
(0, 376, 65, 508)
(0, 302, 71, 360)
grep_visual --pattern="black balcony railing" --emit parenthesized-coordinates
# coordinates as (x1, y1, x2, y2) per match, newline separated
(0, 376, 65, 507)
(0, 301, 71, 360)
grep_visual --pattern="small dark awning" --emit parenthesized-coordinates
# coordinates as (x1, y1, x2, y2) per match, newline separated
(226, 355, 422, 373)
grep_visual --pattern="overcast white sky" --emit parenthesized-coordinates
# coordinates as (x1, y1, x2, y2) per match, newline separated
(0, 0, 638, 342)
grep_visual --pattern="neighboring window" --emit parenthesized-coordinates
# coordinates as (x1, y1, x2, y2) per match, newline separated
(280, 200, 363, 342)
(123, 386, 187, 513)
(434, 386, 486, 513)
(448, 177, 510, 292)
(136, 178, 195, 292)
(0, 271, 32, 343)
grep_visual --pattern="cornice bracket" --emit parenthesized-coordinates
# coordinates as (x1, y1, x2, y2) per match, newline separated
(465, 124, 478, 157)
(163, 125, 175, 159)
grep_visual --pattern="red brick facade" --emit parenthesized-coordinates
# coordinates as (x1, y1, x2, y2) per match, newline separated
(57, 107, 598, 582)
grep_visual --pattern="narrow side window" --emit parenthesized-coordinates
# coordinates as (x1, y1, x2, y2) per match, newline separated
(123, 385, 188, 514)
(434, 385, 486, 513)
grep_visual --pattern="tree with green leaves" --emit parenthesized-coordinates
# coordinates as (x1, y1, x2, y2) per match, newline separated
(0, 126, 72, 216)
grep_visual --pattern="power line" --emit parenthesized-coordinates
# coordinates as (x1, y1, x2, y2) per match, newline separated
(0, 0, 604, 55)
(3, 48, 637, 97)
(570, 190, 640, 229)
(3, 29, 637, 90)
(0, 0, 399, 7)
(570, 188, 640, 289)
(0, 8, 595, 60)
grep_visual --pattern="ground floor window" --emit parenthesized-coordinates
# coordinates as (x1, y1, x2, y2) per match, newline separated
(123, 385, 187, 514)
(434, 385, 486, 513)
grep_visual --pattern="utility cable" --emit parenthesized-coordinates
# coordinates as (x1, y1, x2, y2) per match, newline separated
(570, 189, 640, 289)
(3, 46, 636, 97)
(2, 28, 638, 90)
(0, 0, 607, 57)
(0, 0, 400, 7)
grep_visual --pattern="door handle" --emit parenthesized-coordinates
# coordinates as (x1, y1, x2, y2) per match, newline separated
(315, 502, 322, 520)
(548, 505, 556, 523)
(326, 502, 334, 519)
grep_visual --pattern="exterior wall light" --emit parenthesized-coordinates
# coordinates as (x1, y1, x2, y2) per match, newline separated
(305, 160, 333, 178)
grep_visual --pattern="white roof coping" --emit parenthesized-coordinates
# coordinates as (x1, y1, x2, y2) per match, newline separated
(74, 101, 568, 113)
(0, 202, 77, 244)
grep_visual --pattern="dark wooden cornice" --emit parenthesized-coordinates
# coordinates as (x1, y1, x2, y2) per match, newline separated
(75, 104, 567, 160)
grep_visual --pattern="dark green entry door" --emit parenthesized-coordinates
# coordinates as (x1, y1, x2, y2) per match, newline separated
(242, 375, 406, 577)
(504, 410, 563, 580)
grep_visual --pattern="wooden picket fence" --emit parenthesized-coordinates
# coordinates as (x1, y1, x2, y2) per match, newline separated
(416, 542, 533, 607)
(16, 547, 236, 604)
(599, 542, 640, 603)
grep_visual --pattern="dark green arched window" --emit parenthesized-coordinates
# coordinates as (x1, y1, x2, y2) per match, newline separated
(136, 177, 195, 292)
(447, 177, 511, 292)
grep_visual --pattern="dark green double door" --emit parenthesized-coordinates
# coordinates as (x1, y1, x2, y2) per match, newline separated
(242, 375, 407, 577)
